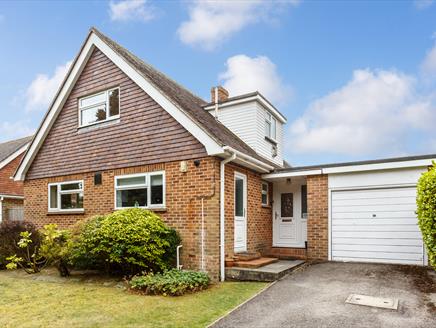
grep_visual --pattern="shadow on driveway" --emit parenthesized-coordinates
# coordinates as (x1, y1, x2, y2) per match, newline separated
(213, 262, 436, 328)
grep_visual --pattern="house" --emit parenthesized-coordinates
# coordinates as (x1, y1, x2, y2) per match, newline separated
(13, 28, 432, 281)
(0, 136, 32, 222)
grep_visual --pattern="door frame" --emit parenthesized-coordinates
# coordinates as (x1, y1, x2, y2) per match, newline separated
(272, 180, 307, 248)
(234, 171, 247, 253)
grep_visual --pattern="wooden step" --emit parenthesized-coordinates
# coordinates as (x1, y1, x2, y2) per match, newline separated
(233, 251, 261, 262)
(233, 257, 279, 269)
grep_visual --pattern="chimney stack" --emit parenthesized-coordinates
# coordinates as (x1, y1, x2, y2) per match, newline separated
(211, 86, 229, 103)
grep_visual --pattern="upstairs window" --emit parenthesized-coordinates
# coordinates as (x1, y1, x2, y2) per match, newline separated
(48, 181, 84, 212)
(265, 112, 277, 140)
(79, 88, 120, 127)
(115, 171, 165, 209)
(261, 182, 269, 206)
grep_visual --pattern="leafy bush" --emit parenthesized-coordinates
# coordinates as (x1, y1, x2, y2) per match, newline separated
(130, 269, 210, 296)
(38, 224, 71, 276)
(417, 163, 436, 269)
(6, 224, 71, 275)
(69, 209, 181, 275)
(0, 220, 40, 269)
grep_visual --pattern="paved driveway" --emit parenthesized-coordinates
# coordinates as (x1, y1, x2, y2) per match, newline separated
(213, 262, 436, 328)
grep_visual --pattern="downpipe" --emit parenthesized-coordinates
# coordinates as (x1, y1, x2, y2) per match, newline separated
(220, 152, 237, 281)
(176, 245, 183, 270)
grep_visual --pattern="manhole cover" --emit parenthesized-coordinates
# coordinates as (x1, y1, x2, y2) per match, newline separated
(345, 294, 399, 310)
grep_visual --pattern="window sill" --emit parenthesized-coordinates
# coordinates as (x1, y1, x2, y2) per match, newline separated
(78, 117, 120, 133)
(114, 207, 167, 212)
(47, 210, 85, 215)
(262, 205, 271, 209)
(264, 136, 278, 145)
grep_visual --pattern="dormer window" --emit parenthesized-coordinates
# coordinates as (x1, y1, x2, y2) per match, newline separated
(265, 112, 277, 140)
(79, 88, 120, 127)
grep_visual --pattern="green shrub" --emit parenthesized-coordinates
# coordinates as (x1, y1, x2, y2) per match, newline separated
(417, 163, 436, 269)
(6, 224, 71, 276)
(0, 221, 40, 269)
(38, 224, 71, 276)
(69, 209, 181, 275)
(130, 269, 210, 296)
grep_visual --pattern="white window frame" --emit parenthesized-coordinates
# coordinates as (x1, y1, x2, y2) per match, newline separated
(114, 171, 166, 210)
(48, 180, 84, 213)
(261, 181, 269, 206)
(78, 87, 120, 128)
(265, 112, 277, 140)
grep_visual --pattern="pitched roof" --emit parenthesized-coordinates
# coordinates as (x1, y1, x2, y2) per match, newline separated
(91, 28, 278, 167)
(0, 136, 32, 163)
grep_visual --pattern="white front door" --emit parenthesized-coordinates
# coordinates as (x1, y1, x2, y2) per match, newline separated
(274, 192, 299, 246)
(273, 180, 307, 248)
(234, 172, 247, 253)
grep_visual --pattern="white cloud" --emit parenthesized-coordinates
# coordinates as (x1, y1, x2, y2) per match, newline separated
(0, 121, 35, 143)
(109, 0, 155, 23)
(288, 69, 436, 157)
(414, 0, 434, 9)
(25, 60, 72, 112)
(219, 54, 293, 105)
(177, 0, 299, 51)
(421, 42, 436, 77)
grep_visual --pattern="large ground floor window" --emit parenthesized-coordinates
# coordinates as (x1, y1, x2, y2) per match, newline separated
(115, 171, 165, 209)
(48, 181, 84, 212)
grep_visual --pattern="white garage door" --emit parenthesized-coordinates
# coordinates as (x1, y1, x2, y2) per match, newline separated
(331, 187, 425, 265)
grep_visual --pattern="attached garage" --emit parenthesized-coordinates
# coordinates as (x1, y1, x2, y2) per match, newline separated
(331, 187, 424, 265)
(327, 163, 430, 266)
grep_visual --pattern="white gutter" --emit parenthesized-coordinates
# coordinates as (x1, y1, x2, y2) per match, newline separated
(220, 151, 236, 281)
(222, 146, 274, 173)
(263, 169, 322, 179)
(0, 194, 24, 200)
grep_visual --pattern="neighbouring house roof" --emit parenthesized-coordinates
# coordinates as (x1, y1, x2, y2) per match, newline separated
(92, 28, 278, 168)
(0, 136, 32, 164)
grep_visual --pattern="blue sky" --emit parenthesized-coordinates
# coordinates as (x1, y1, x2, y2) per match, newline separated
(0, 0, 435, 165)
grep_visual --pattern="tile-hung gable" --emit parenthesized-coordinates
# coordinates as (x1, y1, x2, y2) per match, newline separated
(14, 27, 275, 182)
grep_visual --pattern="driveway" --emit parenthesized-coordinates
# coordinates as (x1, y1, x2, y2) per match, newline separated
(213, 262, 436, 328)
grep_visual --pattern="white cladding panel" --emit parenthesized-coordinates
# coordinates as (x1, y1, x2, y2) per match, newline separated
(255, 102, 283, 166)
(329, 183, 425, 265)
(215, 102, 258, 150)
(211, 100, 284, 166)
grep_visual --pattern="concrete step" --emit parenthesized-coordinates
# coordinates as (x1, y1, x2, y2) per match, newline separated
(233, 257, 278, 269)
(226, 260, 305, 282)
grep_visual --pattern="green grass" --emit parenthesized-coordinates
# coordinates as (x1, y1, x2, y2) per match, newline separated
(0, 270, 267, 328)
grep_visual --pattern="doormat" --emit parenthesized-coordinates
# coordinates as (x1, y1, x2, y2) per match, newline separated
(345, 294, 399, 310)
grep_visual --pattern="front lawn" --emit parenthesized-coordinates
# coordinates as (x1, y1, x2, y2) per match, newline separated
(0, 269, 267, 328)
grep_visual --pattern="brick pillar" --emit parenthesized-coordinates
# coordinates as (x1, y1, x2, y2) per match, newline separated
(306, 175, 328, 260)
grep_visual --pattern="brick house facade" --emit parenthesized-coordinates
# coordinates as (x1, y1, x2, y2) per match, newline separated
(14, 28, 332, 281)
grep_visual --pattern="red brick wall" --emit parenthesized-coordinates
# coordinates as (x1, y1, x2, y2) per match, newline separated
(0, 154, 24, 196)
(224, 163, 272, 259)
(24, 157, 221, 280)
(306, 174, 328, 260)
